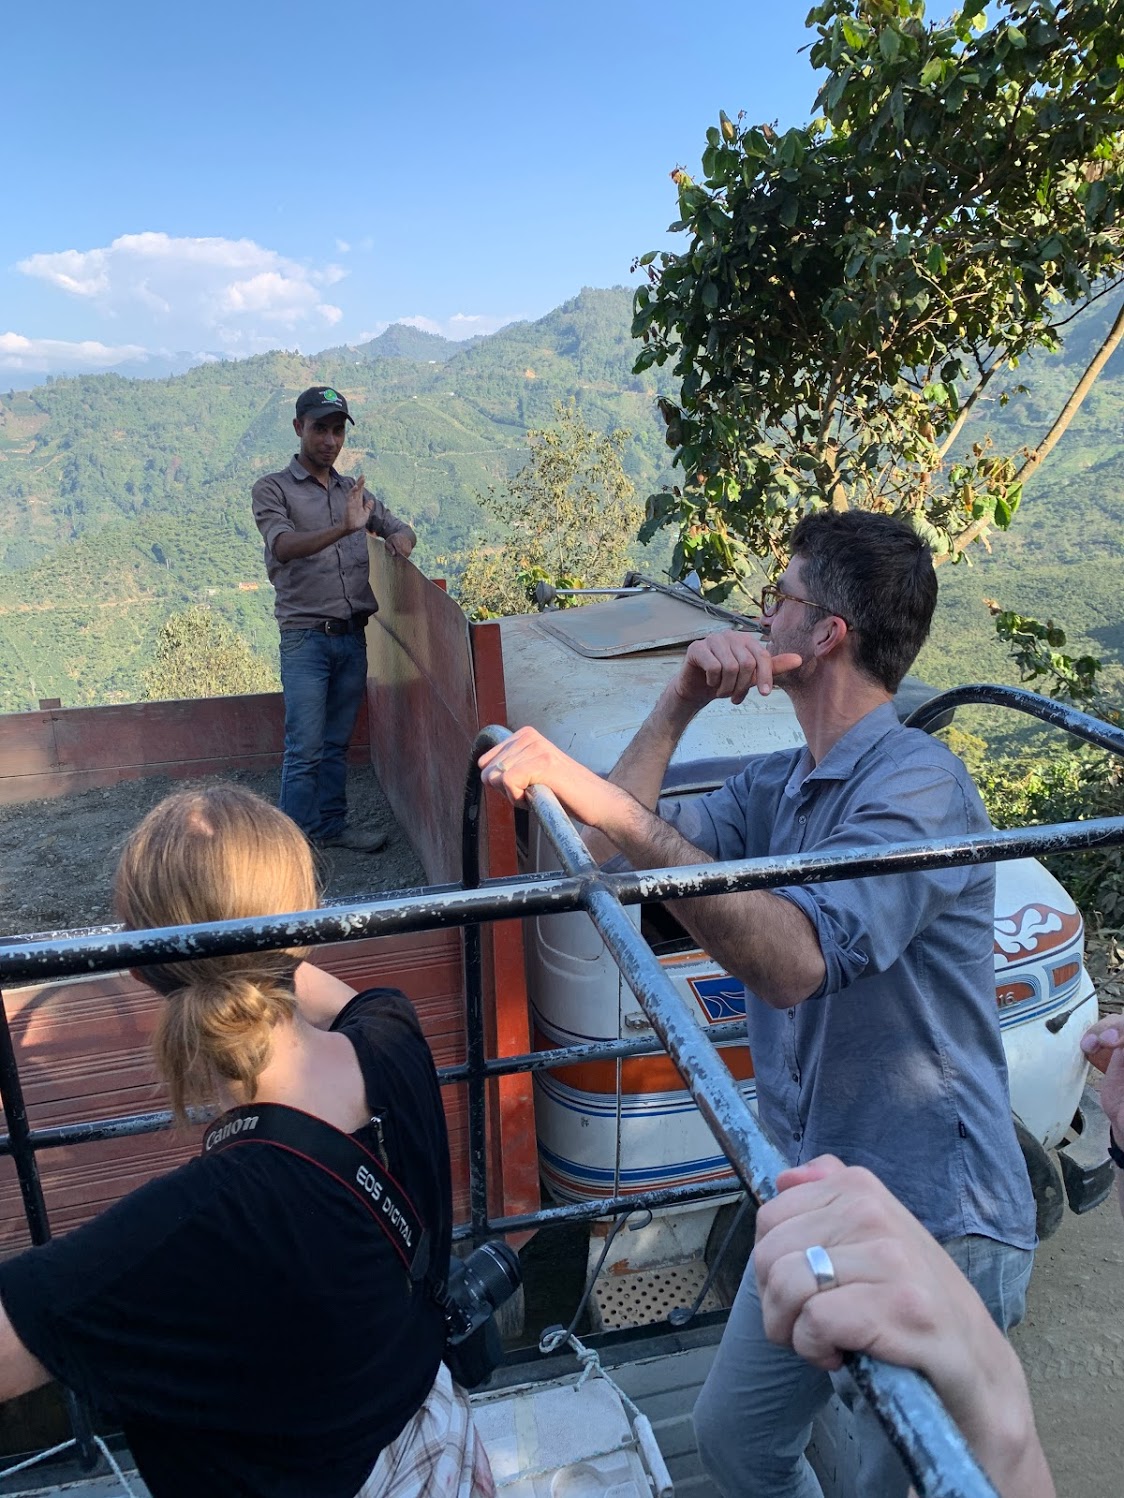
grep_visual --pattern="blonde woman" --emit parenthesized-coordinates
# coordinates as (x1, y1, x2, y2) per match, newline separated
(0, 785, 493, 1498)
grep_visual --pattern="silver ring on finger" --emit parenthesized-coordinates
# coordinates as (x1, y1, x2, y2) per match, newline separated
(493, 760, 507, 774)
(805, 1244, 838, 1292)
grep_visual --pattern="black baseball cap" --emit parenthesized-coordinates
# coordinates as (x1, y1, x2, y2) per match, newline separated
(294, 386, 354, 424)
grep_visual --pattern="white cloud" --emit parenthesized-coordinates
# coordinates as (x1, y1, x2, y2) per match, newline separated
(220, 270, 323, 322)
(0, 332, 149, 375)
(9, 231, 518, 378)
(17, 249, 111, 298)
(399, 311, 515, 341)
(17, 232, 347, 353)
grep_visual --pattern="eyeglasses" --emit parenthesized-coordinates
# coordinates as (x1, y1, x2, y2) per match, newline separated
(756, 584, 850, 628)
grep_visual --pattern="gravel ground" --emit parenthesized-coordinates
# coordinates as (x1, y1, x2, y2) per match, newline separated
(1013, 1175, 1124, 1498)
(0, 765, 426, 938)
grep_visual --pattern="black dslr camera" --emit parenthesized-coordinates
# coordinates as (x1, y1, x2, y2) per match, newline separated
(442, 1240, 522, 1389)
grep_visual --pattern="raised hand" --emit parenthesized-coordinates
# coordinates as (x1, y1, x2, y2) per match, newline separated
(343, 474, 374, 534)
(384, 529, 416, 559)
(673, 630, 803, 710)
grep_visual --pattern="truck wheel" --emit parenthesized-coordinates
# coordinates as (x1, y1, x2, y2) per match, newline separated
(494, 1282, 526, 1342)
(1014, 1118, 1066, 1242)
(704, 1195, 759, 1307)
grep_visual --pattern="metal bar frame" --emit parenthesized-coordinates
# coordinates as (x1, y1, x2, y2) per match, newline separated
(0, 685, 1121, 1492)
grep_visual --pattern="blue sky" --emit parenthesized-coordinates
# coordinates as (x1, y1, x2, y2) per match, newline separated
(4, 1, 820, 381)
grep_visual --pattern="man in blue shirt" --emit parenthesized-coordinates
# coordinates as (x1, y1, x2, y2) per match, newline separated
(480, 511, 1035, 1498)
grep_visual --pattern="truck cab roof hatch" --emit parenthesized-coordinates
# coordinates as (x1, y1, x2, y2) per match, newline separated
(536, 589, 759, 659)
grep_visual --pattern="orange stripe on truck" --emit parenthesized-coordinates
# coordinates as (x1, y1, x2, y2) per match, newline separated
(537, 1029, 754, 1095)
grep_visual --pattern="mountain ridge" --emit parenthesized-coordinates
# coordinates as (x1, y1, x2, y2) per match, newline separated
(0, 284, 1121, 714)
(0, 288, 674, 710)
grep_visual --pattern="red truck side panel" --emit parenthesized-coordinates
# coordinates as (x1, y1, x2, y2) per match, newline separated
(0, 694, 368, 805)
(364, 546, 539, 1231)
(0, 932, 468, 1259)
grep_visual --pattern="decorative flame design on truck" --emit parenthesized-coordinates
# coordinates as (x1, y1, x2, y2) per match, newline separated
(994, 904, 1081, 960)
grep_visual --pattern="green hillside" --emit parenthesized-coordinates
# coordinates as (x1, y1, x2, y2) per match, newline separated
(916, 291, 1124, 739)
(0, 283, 1121, 718)
(0, 288, 674, 710)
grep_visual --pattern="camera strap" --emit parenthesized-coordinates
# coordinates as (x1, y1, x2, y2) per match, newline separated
(201, 1103, 431, 1284)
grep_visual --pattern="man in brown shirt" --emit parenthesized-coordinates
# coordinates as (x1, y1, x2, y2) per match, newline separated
(252, 386, 416, 851)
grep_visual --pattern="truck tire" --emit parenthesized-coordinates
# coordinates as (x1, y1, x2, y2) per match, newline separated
(1014, 1117, 1066, 1242)
(494, 1282, 526, 1342)
(704, 1195, 759, 1307)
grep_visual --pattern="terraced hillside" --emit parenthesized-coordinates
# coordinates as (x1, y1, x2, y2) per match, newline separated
(0, 288, 672, 710)
(0, 283, 1122, 715)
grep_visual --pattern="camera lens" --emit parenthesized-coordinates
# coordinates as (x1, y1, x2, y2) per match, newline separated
(461, 1240, 521, 1313)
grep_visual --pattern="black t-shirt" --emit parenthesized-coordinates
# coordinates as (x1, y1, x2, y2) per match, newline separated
(0, 988, 452, 1498)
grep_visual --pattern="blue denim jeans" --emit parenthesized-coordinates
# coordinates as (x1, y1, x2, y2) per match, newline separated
(277, 628, 368, 839)
(693, 1233, 1034, 1498)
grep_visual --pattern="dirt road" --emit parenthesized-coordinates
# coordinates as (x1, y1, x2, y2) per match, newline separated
(1013, 1182, 1124, 1496)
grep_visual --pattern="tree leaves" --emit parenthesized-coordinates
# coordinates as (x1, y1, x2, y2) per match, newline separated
(446, 402, 642, 620)
(631, 0, 1124, 592)
(142, 606, 278, 701)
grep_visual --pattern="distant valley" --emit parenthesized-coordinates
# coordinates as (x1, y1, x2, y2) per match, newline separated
(0, 289, 673, 711)
(0, 284, 1121, 723)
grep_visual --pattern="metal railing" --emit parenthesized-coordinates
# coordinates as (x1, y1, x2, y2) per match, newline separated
(0, 686, 1123, 1494)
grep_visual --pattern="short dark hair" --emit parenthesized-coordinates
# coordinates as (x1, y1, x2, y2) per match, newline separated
(789, 511, 937, 692)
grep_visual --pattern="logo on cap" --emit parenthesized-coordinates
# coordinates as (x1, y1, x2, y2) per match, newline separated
(295, 385, 353, 423)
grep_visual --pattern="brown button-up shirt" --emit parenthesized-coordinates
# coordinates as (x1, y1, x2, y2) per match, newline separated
(251, 458, 414, 628)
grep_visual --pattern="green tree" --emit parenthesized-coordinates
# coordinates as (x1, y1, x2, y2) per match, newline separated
(943, 604, 1124, 925)
(633, 0, 1124, 592)
(985, 599, 1108, 706)
(450, 401, 642, 618)
(142, 605, 279, 701)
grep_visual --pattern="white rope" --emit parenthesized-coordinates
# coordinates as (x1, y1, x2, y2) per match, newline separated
(0, 1439, 75, 1482)
(537, 1327, 644, 1423)
(0, 1434, 140, 1496)
(537, 1328, 675, 1496)
(96, 1437, 140, 1497)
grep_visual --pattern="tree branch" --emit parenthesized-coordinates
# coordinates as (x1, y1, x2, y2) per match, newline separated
(937, 362, 999, 462)
(1015, 292, 1124, 486)
(941, 293, 1124, 566)
(1046, 278, 1124, 333)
